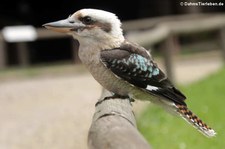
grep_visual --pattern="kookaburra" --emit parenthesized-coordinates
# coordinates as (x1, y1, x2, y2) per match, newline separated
(43, 8, 216, 137)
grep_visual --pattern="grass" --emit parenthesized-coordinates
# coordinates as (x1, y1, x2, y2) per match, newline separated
(137, 67, 225, 149)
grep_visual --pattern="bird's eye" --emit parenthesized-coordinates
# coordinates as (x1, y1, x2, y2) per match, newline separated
(82, 16, 94, 25)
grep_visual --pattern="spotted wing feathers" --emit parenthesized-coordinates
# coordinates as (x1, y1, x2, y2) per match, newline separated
(100, 42, 186, 105)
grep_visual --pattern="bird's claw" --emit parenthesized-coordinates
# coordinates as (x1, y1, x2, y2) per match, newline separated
(95, 94, 132, 106)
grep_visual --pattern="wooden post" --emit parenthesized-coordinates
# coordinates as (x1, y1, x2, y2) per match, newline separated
(17, 42, 29, 67)
(161, 35, 176, 83)
(0, 38, 7, 69)
(88, 90, 151, 149)
(219, 27, 225, 62)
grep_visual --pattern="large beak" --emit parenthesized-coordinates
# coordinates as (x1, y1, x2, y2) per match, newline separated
(43, 19, 83, 33)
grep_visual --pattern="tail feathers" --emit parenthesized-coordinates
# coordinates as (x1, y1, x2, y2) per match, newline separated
(175, 104, 216, 137)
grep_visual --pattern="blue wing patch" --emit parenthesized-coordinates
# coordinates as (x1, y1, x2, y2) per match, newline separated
(110, 54, 160, 80)
(100, 49, 165, 89)
(100, 48, 186, 105)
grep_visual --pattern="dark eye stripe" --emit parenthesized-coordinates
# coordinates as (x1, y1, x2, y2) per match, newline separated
(96, 22, 112, 33)
(77, 15, 111, 33)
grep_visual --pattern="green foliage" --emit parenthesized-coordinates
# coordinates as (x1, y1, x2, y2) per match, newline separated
(137, 67, 225, 149)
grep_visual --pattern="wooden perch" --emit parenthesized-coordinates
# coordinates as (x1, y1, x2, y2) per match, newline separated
(88, 89, 151, 149)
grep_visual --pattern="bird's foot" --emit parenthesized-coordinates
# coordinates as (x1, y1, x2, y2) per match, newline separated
(95, 94, 131, 106)
(104, 94, 129, 100)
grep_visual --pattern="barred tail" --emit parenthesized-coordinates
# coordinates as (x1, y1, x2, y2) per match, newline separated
(175, 104, 216, 137)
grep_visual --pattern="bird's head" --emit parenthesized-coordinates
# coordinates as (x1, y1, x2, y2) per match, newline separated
(43, 9, 124, 48)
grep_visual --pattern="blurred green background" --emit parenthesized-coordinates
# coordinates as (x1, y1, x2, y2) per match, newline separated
(138, 67, 225, 149)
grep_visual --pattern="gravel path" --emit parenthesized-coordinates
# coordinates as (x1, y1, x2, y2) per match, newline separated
(0, 74, 101, 149)
(0, 53, 223, 149)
